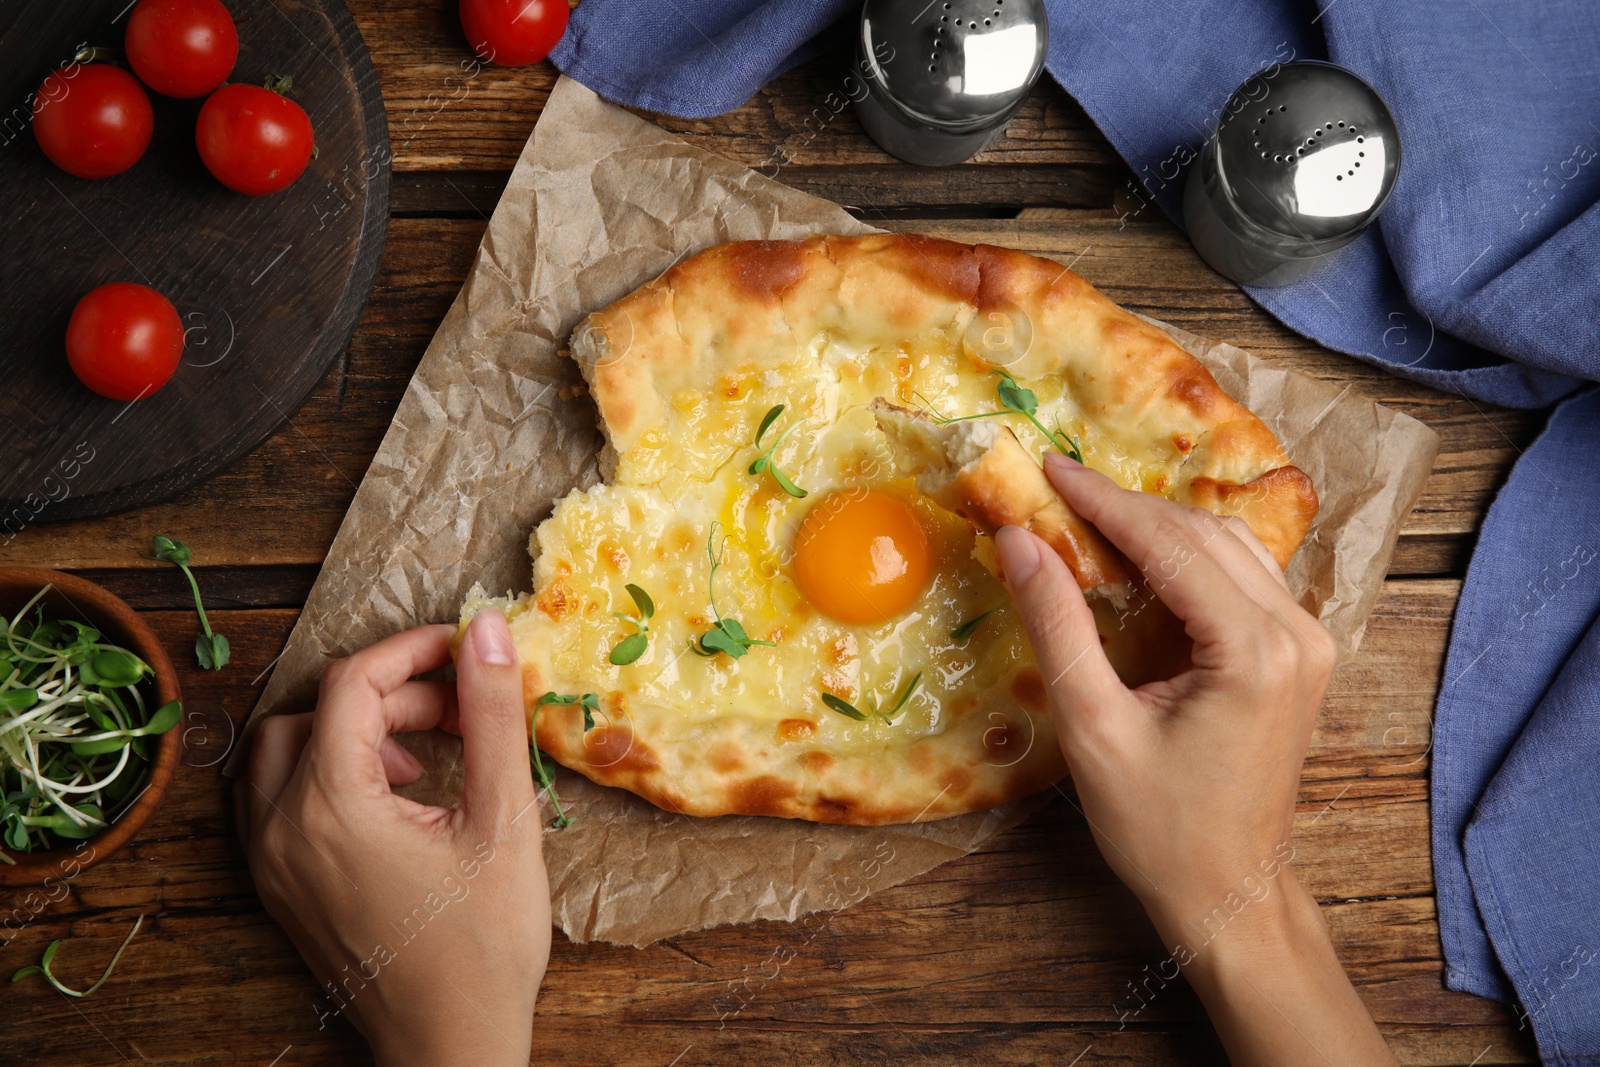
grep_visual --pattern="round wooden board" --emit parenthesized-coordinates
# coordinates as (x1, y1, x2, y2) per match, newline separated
(0, 0, 389, 522)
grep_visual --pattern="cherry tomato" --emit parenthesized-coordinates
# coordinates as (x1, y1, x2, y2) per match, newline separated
(66, 283, 184, 402)
(459, 0, 568, 67)
(196, 82, 314, 195)
(125, 0, 239, 99)
(31, 64, 154, 179)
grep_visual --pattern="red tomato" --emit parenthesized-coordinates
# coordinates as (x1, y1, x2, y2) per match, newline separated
(31, 64, 154, 179)
(459, 0, 568, 66)
(125, 0, 239, 99)
(66, 283, 185, 402)
(196, 83, 314, 195)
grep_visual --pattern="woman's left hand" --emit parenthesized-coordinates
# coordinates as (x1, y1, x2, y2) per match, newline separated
(236, 611, 550, 1067)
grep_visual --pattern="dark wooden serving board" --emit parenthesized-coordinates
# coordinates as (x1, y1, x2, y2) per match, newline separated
(0, 0, 389, 522)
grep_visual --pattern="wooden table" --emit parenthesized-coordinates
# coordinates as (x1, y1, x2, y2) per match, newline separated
(1, 5, 1543, 1064)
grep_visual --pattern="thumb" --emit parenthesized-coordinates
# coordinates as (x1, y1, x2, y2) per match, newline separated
(995, 525, 1127, 739)
(455, 610, 537, 830)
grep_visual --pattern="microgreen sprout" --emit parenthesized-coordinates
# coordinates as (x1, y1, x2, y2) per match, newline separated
(690, 523, 777, 660)
(11, 913, 145, 997)
(822, 672, 923, 725)
(537, 690, 603, 732)
(608, 584, 655, 666)
(0, 586, 180, 859)
(747, 404, 808, 498)
(1049, 413, 1084, 463)
(144, 535, 229, 670)
(528, 750, 571, 831)
(949, 607, 1000, 646)
(919, 371, 1083, 462)
(529, 690, 603, 831)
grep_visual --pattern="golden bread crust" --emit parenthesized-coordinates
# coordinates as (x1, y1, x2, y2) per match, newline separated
(1183, 467, 1319, 569)
(527, 666, 1065, 826)
(573, 234, 1316, 564)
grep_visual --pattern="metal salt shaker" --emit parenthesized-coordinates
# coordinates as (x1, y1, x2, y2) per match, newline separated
(1183, 61, 1401, 287)
(855, 0, 1049, 167)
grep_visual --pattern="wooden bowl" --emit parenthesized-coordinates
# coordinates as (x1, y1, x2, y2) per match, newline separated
(0, 569, 182, 886)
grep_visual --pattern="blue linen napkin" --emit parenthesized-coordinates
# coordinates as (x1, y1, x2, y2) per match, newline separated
(549, 3, 1600, 1060)
(1453, 390, 1600, 1058)
(548, 1, 850, 119)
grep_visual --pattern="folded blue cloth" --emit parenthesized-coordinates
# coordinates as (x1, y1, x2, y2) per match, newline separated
(1452, 388, 1600, 1058)
(550, 3, 1600, 1060)
(548, 1, 850, 119)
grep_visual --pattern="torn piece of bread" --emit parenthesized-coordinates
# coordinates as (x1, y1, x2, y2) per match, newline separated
(872, 399, 1140, 609)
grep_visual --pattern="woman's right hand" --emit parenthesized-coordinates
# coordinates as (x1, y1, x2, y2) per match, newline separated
(996, 450, 1334, 926)
(996, 451, 1396, 1067)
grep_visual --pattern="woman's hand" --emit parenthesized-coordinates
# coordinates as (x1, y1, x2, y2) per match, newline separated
(997, 451, 1334, 925)
(997, 451, 1396, 1067)
(236, 611, 550, 1067)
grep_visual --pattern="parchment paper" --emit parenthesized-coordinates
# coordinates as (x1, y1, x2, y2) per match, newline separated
(232, 77, 1439, 947)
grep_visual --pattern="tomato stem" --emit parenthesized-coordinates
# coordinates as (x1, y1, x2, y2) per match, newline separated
(72, 45, 121, 65)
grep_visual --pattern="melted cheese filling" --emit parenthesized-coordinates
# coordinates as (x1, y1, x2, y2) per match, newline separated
(498, 333, 1186, 756)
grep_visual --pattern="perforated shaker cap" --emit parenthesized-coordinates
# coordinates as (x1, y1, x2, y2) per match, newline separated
(859, 0, 1048, 131)
(1216, 61, 1401, 241)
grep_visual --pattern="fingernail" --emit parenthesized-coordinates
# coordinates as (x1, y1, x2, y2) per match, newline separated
(472, 610, 515, 666)
(1043, 451, 1082, 472)
(386, 737, 425, 778)
(995, 525, 1042, 585)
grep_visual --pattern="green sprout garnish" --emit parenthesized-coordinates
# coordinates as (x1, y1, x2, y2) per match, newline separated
(11, 914, 144, 997)
(949, 607, 999, 646)
(919, 371, 1083, 462)
(608, 584, 655, 665)
(690, 523, 777, 660)
(747, 405, 808, 498)
(0, 587, 181, 859)
(529, 753, 570, 830)
(536, 690, 602, 731)
(822, 672, 922, 725)
(144, 535, 229, 670)
(529, 690, 602, 830)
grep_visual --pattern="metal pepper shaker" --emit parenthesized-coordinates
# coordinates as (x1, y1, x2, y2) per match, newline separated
(1183, 61, 1401, 287)
(855, 0, 1049, 167)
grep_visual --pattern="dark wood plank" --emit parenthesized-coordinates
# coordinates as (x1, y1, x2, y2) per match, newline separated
(66, 564, 321, 610)
(391, 164, 1121, 217)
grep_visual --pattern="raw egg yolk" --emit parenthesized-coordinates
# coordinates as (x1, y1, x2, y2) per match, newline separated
(792, 490, 931, 625)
